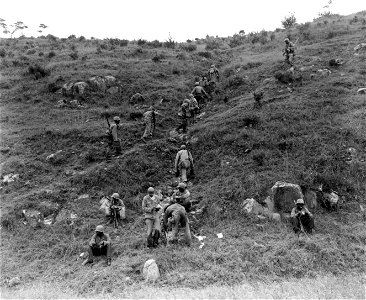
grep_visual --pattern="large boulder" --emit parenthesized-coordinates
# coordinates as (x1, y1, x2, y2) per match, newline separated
(88, 76, 107, 92)
(143, 259, 160, 283)
(62, 82, 75, 97)
(72, 81, 88, 97)
(129, 93, 145, 105)
(271, 181, 303, 213)
(104, 75, 117, 87)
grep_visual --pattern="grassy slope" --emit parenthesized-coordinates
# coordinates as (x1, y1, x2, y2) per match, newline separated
(1, 12, 366, 298)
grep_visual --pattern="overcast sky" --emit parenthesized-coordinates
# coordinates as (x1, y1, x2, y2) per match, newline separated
(0, 0, 364, 41)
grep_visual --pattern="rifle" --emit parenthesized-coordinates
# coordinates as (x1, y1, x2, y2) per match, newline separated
(105, 116, 113, 144)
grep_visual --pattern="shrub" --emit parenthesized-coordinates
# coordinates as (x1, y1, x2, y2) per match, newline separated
(229, 34, 245, 48)
(180, 43, 197, 52)
(108, 38, 128, 47)
(152, 53, 165, 63)
(69, 52, 78, 60)
(28, 64, 50, 79)
(270, 33, 276, 41)
(164, 38, 176, 49)
(38, 52, 44, 56)
(147, 40, 163, 48)
(78, 36, 86, 42)
(69, 44, 77, 51)
(0, 48, 6, 57)
(326, 31, 336, 39)
(47, 34, 58, 42)
(48, 51, 56, 58)
(176, 52, 187, 60)
(137, 39, 147, 46)
(100, 43, 108, 50)
(197, 51, 212, 59)
(205, 38, 221, 50)
(282, 12, 297, 28)
(68, 34, 76, 39)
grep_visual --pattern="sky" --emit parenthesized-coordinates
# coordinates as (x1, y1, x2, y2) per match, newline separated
(0, 0, 364, 41)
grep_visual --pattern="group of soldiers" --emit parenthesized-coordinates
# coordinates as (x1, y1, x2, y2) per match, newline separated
(83, 42, 310, 265)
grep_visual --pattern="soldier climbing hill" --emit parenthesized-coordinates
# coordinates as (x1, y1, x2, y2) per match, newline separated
(283, 38, 295, 65)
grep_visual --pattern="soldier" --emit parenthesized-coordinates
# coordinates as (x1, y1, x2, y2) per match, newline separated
(142, 187, 162, 248)
(188, 94, 199, 124)
(163, 202, 192, 246)
(109, 116, 122, 156)
(176, 102, 189, 134)
(174, 145, 194, 184)
(83, 225, 112, 266)
(283, 38, 295, 65)
(191, 82, 209, 107)
(141, 106, 162, 143)
(207, 64, 220, 83)
(200, 76, 209, 89)
(290, 199, 314, 234)
(171, 182, 191, 212)
(104, 193, 126, 225)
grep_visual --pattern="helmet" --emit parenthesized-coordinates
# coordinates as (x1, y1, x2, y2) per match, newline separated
(113, 116, 120, 121)
(211, 64, 215, 68)
(147, 187, 154, 193)
(284, 38, 289, 43)
(95, 225, 104, 232)
(195, 82, 200, 86)
(178, 182, 186, 189)
(180, 145, 186, 150)
(111, 193, 120, 199)
(188, 94, 194, 98)
(183, 99, 190, 104)
(296, 199, 304, 205)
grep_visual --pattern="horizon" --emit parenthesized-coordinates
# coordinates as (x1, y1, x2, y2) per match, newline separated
(0, 0, 365, 42)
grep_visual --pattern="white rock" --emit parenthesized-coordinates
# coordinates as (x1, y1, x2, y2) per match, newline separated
(143, 259, 160, 283)
(357, 88, 366, 94)
(8, 277, 21, 287)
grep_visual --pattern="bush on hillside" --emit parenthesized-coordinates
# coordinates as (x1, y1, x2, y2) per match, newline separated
(28, 64, 50, 79)
(26, 49, 36, 55)
(270, 32, 276, 41)
(229, 34, 245, 48)
(137, 39, 147, 46)
(69, 52, 78, 60)
(38, 52, 44, 56)
(48, 51, 56, 58)
(78, 36, 86, 42)
(180, 43, 197, 52)
(68, 34, 76, 39)
(47, 34, 58, 42)
(205, 38, 222, 50)
(164, 36, 176, 49)
(0, 48, 6, 57)
(147, 40, 163, 48)
(282, 12, 297, 28)
(197, 51, 212, 59)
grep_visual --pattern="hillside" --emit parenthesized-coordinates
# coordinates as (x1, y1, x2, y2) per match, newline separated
(1, 12, 366, 299)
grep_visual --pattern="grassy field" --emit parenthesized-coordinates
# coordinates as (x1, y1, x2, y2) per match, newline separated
(1, 11, 366, 299)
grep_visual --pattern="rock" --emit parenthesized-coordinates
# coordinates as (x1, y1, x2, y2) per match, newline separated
(264, 196, 275, 213)
(271, 181, 303, 213)
(329, 59, 343, 67)
(143, 259, 160, 283)
(303, 189, 318, 209)
(46, 150, 63, 161)
(168, 130, 187, 142)
(271, 213, 281, 222)
(54, 209, 78, 225)
(88, 76, 107, 92)
(8, 276, 21, 287)
(38, 201, 60, 217)
(129, 93, 145, 105)
(357, 88, 366, 94)
(2, 173, 19, 184)
(354, 43, 366, 52)
(72, 82, 88, 97)
(317, 69, 331, 77)
(263, 77, 275, 85)
(241, 198, 265, 215)
(299, 65, 314, 72)
(55, 99, 68, 108)
(323, 192, 339, 209)
(62, 82, 75, 97)
(22, 209, 44, 227)
(104, 75, 117, 87)
(77, 194, 90, 200)
(107, 86, 119, 94)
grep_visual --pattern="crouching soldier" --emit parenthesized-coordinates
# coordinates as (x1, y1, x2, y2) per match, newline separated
(163, 203, 191, 246)
(105, 193, 125, 225)
(283, 38, 295, 65)
(291, 199, 314, 234)
(175, 145, 194, 183)
(83, 225, 112, 266)
(142, 187, 162, 248)
(171, 182, 191, 212)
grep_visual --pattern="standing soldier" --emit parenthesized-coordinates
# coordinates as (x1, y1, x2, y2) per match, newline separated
(142, 187, 162, 248)
(109, 116, 122, 157)
(283, 38, 295, 65)
(191, 82, 209, 107)
(176, 102, 189, 134)
(188, 94, 199, 124)
(174, 145, 194, 184)
(208, 64, 220, 83)
(141, 106, 162, 143)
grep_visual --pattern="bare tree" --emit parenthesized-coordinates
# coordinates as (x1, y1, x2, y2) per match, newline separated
(38, 23, 48, 35)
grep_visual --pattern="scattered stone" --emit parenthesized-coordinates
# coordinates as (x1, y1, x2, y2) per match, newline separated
(107, 86, 119, 94)
(54, 209, 78, 225)
(78, 194, 90, 200)
(317, 69, 331, 77)
(46, 150, 63, 161)
(143, 259, 160, 283)
(55, 99, 68, 108)
(271, 181, 303, 213)
(2, 173, 19, 184)
(299, 65, 314, 72)
(241, 198, 265, 215)
(271, 213, 281, 222)
(73, 81, 88, 96)
(22, 209, 44, 227)
(38, 201, 60, 217)
(104, 75, 117, 87)
(88, 76, 107, 92)
(8, 276, 21, 287)
(62, 82, 75, 97)
(357, 88, 366, 94)
(354, 43, 366, 52)
(323, 192, 339, 209)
